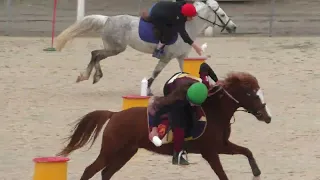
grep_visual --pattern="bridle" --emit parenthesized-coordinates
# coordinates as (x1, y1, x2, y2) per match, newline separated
(197, 0, 231, 32)
(237, 92, 267, 117)
(208, 84, 267, 123)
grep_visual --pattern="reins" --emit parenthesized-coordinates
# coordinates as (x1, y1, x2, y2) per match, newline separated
(231, 109, 254, 125)
(208, 83, 255, 125)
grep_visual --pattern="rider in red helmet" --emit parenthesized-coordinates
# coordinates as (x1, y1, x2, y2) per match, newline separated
(143, 1, 203, 59)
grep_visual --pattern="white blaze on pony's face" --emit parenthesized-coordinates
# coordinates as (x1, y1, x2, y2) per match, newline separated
(195, 0, 237, 33)
(244, 87, 272, 124)
(237, 85, 272, 123)
(256, 89, 272, 118)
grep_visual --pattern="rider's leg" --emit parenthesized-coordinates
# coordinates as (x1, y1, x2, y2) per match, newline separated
(153, 25, 173, 58)
(152, 33, 166, 58)
(171, 109, 189, 165)
(157, 42, 165, 50)
(160, 26, 173, 50)
(152, 25, 165, 58)
(173, 127, 188, 164)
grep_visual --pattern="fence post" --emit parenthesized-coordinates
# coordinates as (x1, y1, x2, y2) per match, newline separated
(5, 0, 12, 36)
(77, 0, 85, 21)
(268, 0, 276, 37)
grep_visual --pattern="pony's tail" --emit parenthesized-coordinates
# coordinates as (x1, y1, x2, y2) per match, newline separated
(56, 110, 115, 157)
(55, 15, 108, 51)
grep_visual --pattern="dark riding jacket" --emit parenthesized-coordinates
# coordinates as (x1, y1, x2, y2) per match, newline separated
(149, 1, 194, 45)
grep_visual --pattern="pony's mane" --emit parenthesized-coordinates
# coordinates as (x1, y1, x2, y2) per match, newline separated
(222, 71, 259, 90)
(193, 0, 207, 12)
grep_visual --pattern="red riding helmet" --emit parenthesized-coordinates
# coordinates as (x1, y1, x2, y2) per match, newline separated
(181, 3, 197, 17)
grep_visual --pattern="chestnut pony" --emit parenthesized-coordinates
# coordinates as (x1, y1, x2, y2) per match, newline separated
(57, 71, 272, 180)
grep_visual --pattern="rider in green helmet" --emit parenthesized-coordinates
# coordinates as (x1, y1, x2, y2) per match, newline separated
(148, 81, 208, 165)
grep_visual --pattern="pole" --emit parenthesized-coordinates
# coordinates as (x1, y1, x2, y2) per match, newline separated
(5, 0, 12, 36)
(138, 0, 142, 13)
(43, 0, 58, 51)
(268, 0, 275, 37)
(77, 0, 85, 21)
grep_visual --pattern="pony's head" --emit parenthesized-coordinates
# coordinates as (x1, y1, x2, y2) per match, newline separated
(219, 72, 272, 123)
(194, 0, 237, 33)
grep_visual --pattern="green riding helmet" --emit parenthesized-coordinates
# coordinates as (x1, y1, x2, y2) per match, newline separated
(186, 82, 208, 105)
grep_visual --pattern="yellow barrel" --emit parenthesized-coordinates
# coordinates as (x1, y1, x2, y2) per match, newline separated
(33, 157, 70, 180)
(122, 95, 151, 110)
(183, 57, 207, 77)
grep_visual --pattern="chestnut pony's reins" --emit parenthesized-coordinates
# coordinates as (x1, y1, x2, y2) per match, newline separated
(208, 82, 262, 124)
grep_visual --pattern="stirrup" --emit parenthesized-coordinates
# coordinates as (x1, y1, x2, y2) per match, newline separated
(152, 48, 165, 59)
(177, 150, 188, 165)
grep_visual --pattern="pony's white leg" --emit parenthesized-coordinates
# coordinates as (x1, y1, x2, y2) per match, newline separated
(147, 58, 171, 96)
(76, 47, 126, 84)
(90, 22, 129, 84)
(76, 50, 100, 83)
(176, 54, 188, 72)
(92, 48, 126, 84)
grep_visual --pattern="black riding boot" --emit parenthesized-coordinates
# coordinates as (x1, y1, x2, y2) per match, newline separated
(172, 150, 189, 165)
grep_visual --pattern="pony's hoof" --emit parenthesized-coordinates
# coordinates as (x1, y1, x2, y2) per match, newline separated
(93, 73, 103, 84)
(147, 88, 154, 96)
(249, 159, 261, 177)
(93, 79, 99, 84)
(252, 167, 261, 177)
(76, 76, 83, 83)
(93, 77, 101, 84)
(252, 176, 261, 180)
(76, 73, 89, 83)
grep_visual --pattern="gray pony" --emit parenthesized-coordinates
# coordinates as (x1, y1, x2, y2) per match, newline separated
(55, 0, 237, 95)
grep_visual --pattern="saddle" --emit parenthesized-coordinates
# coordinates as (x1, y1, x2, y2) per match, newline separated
(138, 18, 178, 45)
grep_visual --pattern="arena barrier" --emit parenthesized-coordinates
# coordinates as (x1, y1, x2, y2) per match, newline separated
(33, 157, 70, 180)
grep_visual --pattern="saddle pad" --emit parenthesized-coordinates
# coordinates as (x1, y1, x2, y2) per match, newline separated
(138, 18, 178, 45)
